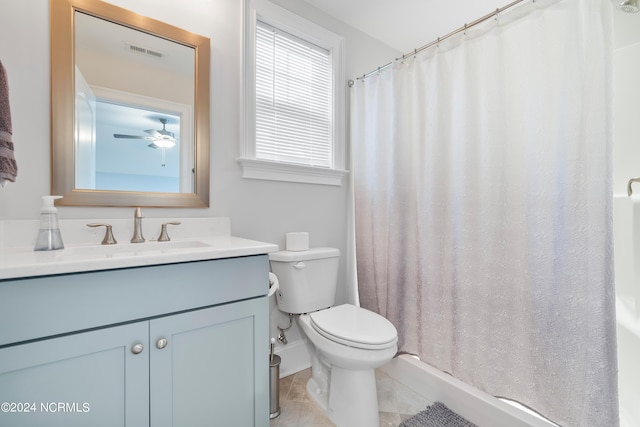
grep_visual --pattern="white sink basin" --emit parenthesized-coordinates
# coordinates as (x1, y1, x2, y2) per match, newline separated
(61, 240, 212, 259)
(0, 216, 280, 280)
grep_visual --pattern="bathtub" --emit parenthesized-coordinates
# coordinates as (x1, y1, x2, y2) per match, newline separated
(614, 195, 640, 427)
(380, 355, 556, 427)
(616, 296, 640, 427)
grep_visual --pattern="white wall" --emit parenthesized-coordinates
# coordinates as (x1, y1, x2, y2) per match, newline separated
(0, 0, 399, 356)
(613, 11, 640, 196)
(614, 41, 640, 196)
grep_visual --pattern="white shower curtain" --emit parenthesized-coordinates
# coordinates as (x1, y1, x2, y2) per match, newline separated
(351, 0, 618, 425)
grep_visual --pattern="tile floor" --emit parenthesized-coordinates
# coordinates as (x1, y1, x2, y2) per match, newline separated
(269, 368, 432, 427)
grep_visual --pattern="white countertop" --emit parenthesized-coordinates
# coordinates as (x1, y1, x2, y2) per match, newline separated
(0, 236, 278, 280)
(0, 217, 279, 280)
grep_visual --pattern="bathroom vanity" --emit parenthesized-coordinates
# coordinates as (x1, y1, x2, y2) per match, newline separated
(0, 221, 277, 427)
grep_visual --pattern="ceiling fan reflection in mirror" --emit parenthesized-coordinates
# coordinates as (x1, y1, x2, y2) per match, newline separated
(114, 118, 177, 166)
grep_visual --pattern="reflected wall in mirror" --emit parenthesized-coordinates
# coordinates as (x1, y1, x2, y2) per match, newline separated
(51, 0, 210, 207)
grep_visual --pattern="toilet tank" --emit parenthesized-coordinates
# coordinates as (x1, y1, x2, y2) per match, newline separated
(269, 247, 340, 314)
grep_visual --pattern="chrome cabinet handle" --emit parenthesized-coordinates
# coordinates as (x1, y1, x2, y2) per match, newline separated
(156, 338, 168, 349)
(131, 343, 144, 354)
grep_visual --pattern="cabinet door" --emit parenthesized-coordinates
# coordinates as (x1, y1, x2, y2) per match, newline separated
(0, 322, 149, 427)
(150, 297, 268, 427)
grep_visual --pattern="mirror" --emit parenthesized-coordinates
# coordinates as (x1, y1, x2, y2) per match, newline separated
(51, 0, 210, 207)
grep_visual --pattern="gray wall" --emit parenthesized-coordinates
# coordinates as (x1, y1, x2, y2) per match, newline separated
(0, 0, 399, 347)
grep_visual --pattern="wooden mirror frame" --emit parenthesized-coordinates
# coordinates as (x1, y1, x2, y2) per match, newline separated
(50, 0, 210, 207)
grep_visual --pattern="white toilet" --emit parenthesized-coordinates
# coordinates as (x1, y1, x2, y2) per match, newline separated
(269, 247, 398, 427)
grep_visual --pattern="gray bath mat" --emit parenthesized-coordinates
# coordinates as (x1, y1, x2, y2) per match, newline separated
(400, 402, 478, 427)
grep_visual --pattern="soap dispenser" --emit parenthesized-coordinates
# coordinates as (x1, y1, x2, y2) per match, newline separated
(34, 195, 64, 251)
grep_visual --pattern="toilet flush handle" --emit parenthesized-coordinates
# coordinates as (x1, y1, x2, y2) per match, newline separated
(293, 262, 306, 270)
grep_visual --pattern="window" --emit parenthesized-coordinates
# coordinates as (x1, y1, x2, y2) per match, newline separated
(256, 21, 332, 168)
(240, 0, 347, 185)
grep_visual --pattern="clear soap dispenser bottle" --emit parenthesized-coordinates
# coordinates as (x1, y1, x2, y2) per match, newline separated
(34, 195, 64, 251)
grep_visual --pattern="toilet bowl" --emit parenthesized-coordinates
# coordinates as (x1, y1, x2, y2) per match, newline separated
(269, 248, 398, 427)
(298, 305, 397, 426)
(301, 304, 398, 369)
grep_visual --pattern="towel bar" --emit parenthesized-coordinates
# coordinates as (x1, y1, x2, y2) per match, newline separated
(628, 177, 640, 196)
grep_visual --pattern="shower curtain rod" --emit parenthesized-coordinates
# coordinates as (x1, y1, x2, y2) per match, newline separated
(349, 0, 529, 86)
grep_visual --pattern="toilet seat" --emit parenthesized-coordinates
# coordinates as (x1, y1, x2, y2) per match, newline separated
(309, 304, 397, 350)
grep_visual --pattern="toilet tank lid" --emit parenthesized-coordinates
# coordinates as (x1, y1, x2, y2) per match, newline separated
(269, 247, 340, 262)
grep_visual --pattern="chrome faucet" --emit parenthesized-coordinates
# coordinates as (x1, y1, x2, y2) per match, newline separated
(131, 207, 145, 243)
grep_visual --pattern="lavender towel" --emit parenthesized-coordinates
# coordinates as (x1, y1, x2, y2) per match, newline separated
(0, 60, 17, 183)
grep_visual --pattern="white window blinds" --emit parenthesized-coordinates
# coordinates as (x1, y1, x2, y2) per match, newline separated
(255, 21, 333, 168)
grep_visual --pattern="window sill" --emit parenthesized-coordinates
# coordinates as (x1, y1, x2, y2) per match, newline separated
(237, 158, 348, 186)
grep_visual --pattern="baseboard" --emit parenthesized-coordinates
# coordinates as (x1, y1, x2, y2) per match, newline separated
(274, 338, 311, 378)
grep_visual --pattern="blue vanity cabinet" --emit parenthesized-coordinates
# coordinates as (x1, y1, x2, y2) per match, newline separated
(150, 297, 267, 427)
(0, 321, 150, 427)
(0, 254, 271, 427)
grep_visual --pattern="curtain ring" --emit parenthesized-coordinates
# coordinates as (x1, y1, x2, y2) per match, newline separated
(495, 8, 499, 21)
(414, 48, 417, 59)
(437, 37, 440, 48)
(464, 23, 467, 36)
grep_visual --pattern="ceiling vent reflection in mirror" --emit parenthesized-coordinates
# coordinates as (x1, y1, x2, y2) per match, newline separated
(126, 42, 165, 59)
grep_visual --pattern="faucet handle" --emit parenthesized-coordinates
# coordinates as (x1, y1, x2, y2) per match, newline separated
(158, 221, 181, 242)
(87, 223, 117, 245)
